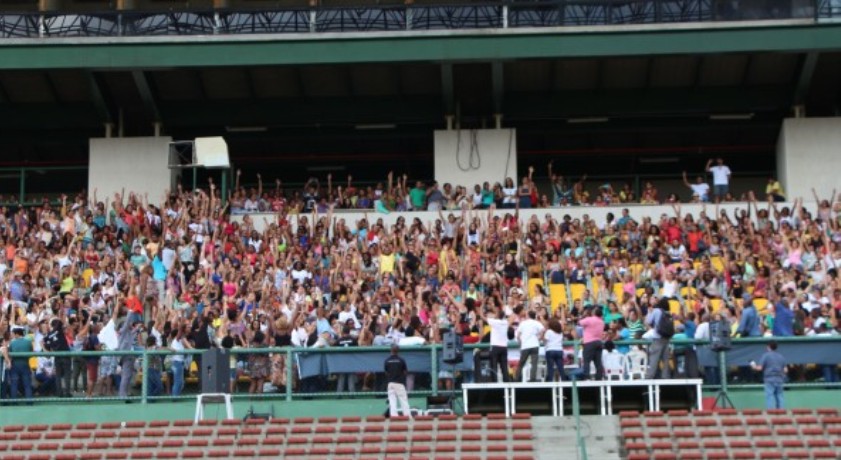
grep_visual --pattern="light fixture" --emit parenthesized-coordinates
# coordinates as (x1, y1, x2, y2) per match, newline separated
(225, 126, 267, 133)
(306, 166, 346, 172)
(709, 113, 754, 121)
(354, 123, 397, 130)
(639, 157, 679, 164)
(567, 117, 609, 124)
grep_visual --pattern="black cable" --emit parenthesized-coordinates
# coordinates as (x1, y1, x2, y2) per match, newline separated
(502, 128, 514, 182)
(456, 128, 481, 172)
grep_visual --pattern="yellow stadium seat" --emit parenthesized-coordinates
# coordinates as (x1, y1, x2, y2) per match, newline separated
(710, 298, 724, 312)
(710, 256, 725, 273)
(569, 283, 587, 303)
(668, 299, 681, 315)
(693, 261, 702, 271)
(629, 264, 643, 279)
(636, 288, 646, 297)
(549, 284, 568, 313)
(746, 285, 755, 295)
(591, 277, 601, 294)
(527, 278, 544, 300)
(680, 287, 697, 299)
(754, 297, 770, 315)
(29, 357, 38, 371)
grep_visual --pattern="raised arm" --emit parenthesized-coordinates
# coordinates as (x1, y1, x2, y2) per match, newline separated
(682, 171, 692, 188)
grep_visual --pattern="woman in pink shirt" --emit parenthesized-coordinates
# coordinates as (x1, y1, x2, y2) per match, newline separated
(579, 307, 605, 380)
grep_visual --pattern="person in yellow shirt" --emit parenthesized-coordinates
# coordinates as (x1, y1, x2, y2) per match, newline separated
(766, 177, 785, 202)
(379, 242, 396, 275)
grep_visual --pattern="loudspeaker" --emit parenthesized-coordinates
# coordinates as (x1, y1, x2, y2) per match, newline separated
(473, 349, 492, 383)
(201, 348, 231, 394)
(442, 330, 464, 364)
(709, 319, 732, 351)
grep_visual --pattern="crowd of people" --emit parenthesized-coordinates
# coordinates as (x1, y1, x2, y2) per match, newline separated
(227, 158, 787, 214)
(0, 164, 839, 402)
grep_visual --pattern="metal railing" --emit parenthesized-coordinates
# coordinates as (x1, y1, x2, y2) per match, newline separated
(4, 336, 840, 405)
(0, 0, 830, 39)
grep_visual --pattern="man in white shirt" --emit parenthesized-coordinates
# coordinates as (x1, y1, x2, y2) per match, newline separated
(706, 158, 731, 203)
(515, 311, 545, 382)
(485, 307, 515, 382)
(682, 171, 710, 202)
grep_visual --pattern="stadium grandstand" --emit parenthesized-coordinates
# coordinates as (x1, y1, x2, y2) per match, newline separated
(2, 1, 841, 460)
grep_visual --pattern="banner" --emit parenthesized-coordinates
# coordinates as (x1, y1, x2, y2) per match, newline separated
(296, 349, 474, 379)
(697, 341, 841, 367)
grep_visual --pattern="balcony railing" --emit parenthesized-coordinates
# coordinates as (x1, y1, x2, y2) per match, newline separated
(4, 336, 840, 405)
(0, 0, 832, 39)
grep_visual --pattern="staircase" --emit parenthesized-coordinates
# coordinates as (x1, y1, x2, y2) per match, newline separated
(532, 415, 623, 460)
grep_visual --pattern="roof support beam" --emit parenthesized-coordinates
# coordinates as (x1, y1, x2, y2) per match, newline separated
(86, 71, 113, 123)
(131, 70, 162, 123)
(441, 62, 456, 115)
(491, 61, 504, 115)
(793, 52, 819, 107)
(0, 78, 9, 103)
(43, 72, 61, 103)
(441, 63, 454, 115)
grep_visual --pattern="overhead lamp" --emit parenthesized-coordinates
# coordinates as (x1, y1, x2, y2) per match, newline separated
(225, 126, 267, 133)
(639, 157, 679, 164)
(567, 117, 609, 124)
(354, 123, 397, 130)
(709, 113, 754, 121)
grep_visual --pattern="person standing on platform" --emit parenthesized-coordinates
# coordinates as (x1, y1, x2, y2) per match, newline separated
(579, 306, 605, 380)
(645, 298, 673, 379)
(485, 307, 515, 382)
(384, 345, 412, 417)
(751, 341, 787, 409)
(706, 157, 731, 203)
(515, 310, 545, 382)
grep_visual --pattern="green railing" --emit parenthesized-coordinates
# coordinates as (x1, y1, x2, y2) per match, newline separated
(4, 336, 840, 405)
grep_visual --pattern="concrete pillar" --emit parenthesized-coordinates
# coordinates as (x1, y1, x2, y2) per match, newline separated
(777, 117, 841, 201)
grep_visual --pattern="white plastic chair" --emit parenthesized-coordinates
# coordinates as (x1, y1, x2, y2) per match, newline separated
(625, 349, 648, 380)
(603, 351, 626, 381)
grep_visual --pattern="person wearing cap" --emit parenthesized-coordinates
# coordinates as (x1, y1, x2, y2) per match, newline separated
(384, 345, 411, 417)
(751, 341, 787, 409)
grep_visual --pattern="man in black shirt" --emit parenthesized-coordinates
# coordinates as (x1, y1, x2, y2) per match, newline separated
(336, 325, 358, 394)
(44, 319, 71, 397)
(384, 345, 411, 417)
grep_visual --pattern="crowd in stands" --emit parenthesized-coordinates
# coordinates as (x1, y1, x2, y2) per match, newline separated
(228, 158, 786, 213)
(0, 161, 839, 402)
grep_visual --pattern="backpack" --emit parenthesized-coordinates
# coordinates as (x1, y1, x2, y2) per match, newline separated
(656, 310, 675, 338)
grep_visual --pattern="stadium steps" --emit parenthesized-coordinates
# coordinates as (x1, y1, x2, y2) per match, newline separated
(532, 414, 623, 460)
(619, 408, 841, 460)
(0, 413, 540, 460)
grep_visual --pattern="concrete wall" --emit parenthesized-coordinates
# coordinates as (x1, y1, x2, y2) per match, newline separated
(232, 201, 813, 233)
(433, 128, 517, 189)
(88, 137, 174, 205)
(777, 117, 841, 201)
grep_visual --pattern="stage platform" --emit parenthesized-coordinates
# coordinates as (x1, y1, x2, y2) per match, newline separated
(462, 379, 703, 417)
